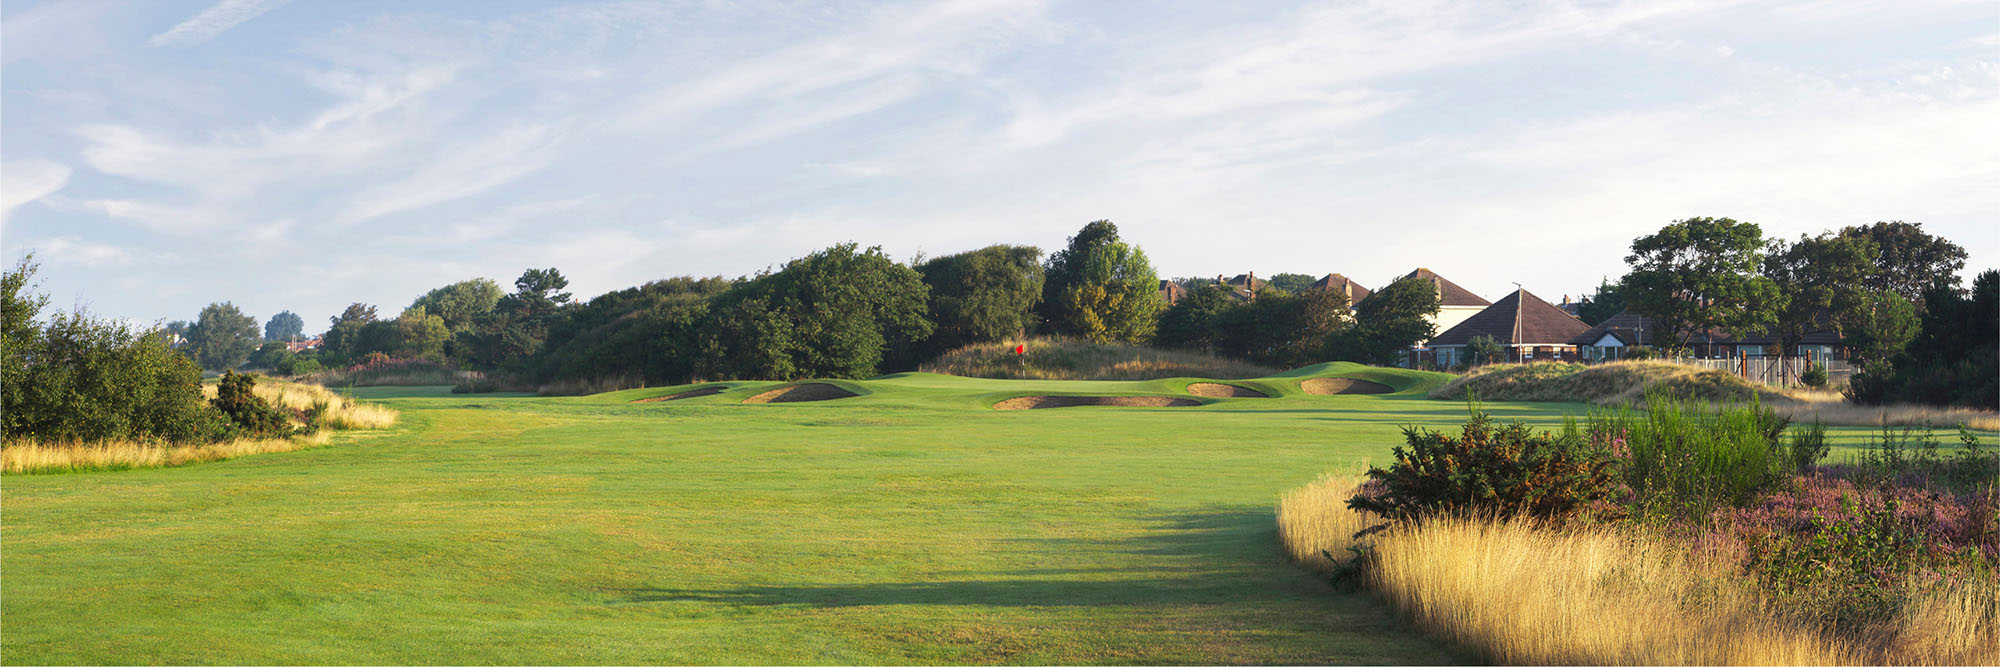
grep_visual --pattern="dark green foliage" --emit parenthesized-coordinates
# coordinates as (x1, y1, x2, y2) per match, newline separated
(1266, 273, 1317, 293)
(1847, 270, 1998, 408)
(1040, 221, 1162, 343)
(1763, 233, 1877, 356)
(408, 278, 504, 332)
(1330, 276, 1438, 366)
(1744, 495, 1985, 632)
(915, 245, 1044, 356)
(247, 341, 294, 371)
(2, 258, 223, 444)
(465, 269, 576, 371)
(1154, 284, 1237, 353)
(264, 310, 304, 341)
(1464, 334, 1503, 367)
(1788, 420, 1829, 473)
(534, 276, 731, 385)
(1620, 217, 1782, 355)
(1837, 220, 1968, 307)
(694, 244, 932, 380)
(1588, 396, 1793, 518)
(1347, 410, 1620, 526)
(186, 302, 261, 371)
(1575, 277, 1625, 326)
(1215, 288, 1351, 368)
(321, 303, 378, 360)
(1799, 362, 1828, 389)
(211, 371, 290, 437)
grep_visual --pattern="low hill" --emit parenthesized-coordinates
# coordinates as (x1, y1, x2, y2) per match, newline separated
(919, 338, 1279, 381)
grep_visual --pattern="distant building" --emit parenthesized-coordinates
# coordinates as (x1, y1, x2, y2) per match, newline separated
(1159, 280, 1189, 306)
(1397, 268, 1491, 345)
(1430, 288, 1591, 366)
(1568, 310, 1846, 362)
(1308, 273, 1371, 307)
(285, 337, 322, 353)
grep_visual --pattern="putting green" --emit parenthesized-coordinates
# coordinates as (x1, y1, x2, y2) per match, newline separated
(0, 363, 1907, 664)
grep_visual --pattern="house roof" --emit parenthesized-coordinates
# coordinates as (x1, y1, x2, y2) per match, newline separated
(1224, 274, 1267, 291)
(1568, 310, 1845, 347)
(1158, 280, 1189, 305)
(1432, 289, 1589, 347)
(1400, 268, 1490, 307)
(1310, 273, 1372, 304)
(1569, 310, 1652, 347)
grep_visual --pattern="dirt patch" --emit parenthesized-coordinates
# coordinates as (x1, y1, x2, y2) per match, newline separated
(1301, 378, 1393, 395)
(1185, 382, 1270, 398)
(992, 395, 1201, 410)
(742, 383, 858, 404)
(630, 386, 724, 403)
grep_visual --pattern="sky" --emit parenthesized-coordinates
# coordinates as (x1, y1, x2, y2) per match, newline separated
(3, 0, 1996, 331)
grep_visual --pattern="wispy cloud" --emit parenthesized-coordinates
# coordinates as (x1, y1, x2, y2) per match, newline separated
(0, 159, 71, 226)
(149, 0, 294, 47)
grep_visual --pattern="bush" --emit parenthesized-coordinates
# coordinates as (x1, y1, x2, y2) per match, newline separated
(1799, 362, 1828, 389)
(211, 372, 291, 437)
(1586, 395, 1793, 518)
(1347, 409, 1621, 528)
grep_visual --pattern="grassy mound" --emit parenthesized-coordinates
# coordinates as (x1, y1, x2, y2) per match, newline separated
(919, 337, 1278, 381)
(1430, 361, 1767, 405)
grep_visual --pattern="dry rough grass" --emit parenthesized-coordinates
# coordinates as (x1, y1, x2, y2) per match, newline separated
(990, 395, 1200, 410)
(202, 378, 399, 430)
(1274, 475, 2000, 665)
(1300, 378, 1393, 395)
(1185, 382, 1269, 398)
(1434, 361, 1998, 430)
(631, 386, 725, 403)
(920, 337, 1279, 381)
(3, 432, 331, 474)
(742, 383, 857, 404)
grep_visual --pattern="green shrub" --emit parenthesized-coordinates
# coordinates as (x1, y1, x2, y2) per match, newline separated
(1787, 420, 1830, 473)
(1588, 394, 1793, 518)
(1348, 409, 1620, 528)
(1799, 362, 1828, 389)
(211, 372, 291, 437)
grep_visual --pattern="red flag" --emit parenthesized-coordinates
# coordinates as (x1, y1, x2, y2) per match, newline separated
(1014, 344, 1026, 355)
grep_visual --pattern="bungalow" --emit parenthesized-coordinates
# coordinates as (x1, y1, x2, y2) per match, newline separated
(1570, 310, 1847, 362)
(1430, 288, 1591, 367)
(1399, 268, 1491, 344)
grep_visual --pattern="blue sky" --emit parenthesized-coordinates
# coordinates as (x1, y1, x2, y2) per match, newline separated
(3, 0, 1996, 330)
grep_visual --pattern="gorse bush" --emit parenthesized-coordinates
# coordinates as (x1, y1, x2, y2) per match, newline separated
(211, 371, 291, 437)
(1347, 409, 1621, 528)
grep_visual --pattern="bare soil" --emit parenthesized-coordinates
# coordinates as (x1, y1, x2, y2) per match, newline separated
(742, 383, 859, 404)
(992, 395, 1201, 410)
(1300, 378, 1393, 395)
(1185, 382, 1271, 398)
(631, 386, 725, 403)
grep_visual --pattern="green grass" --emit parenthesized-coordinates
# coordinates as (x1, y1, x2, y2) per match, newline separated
(0, 362, 1963, 664)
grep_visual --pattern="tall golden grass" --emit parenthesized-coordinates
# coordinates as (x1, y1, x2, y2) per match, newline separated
(4, 379, 397, 474)
(1433, 360, 1999, 430)
(1275, 475, 2000, 665)
(920, 337, 1279, 381)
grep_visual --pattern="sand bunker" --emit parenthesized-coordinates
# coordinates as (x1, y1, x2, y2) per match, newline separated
(1301, 378, 1393, 395)
(992, 395, 1201, 410)
(630, 386, 724, 403)
(742, 383, 858, 404)
(1185, 382, 1270, 398)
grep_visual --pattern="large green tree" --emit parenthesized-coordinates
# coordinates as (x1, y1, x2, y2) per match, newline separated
(1762, 232, 1878, 357)
(534, 276, 732, 385)
(1837, 221, 1967, 307)
(409, 278, 504, 332)
(695, 244, 933, 380)
(264, 310, 304, 341)
(1620, 217, 1782, 355)
(1154, 284, 1238, 354)
(186, 302, 261, 371)
(915, 244, 1044, 355)
(1575, 277, 1625, 326)
(320, 303, 379, 363)
(1331, 275, 1440, 366)
(1847, 270, 1998, 408)
(394, 306, 452, 361)
(1040, 220, 1162, 343)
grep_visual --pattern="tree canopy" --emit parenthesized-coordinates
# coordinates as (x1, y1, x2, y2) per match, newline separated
(186, 302, 261, 371)
(1620, 217, 1781, 354)
(1762, 232, 1877, 356)
(915, 244, 1045, 354)
(1332, 275, 1439, 366)
(1837, 221, 1967, 306)
(409, 278, 504, 332)
(264, 310, 304, 341)
(1041, 220, 1162, 343)
(695, 243, 933, 380)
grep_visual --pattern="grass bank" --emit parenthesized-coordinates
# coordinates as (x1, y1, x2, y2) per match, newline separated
(920, 337, 1279, 380)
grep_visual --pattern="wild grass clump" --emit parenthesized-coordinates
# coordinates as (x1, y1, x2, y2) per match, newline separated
(2, 432, 330, 474)
(919, 337, 1279, 380)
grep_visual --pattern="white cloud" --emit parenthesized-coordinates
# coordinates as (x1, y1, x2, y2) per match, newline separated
(0, 159, 71, 225)
(148, 0, 294, 48)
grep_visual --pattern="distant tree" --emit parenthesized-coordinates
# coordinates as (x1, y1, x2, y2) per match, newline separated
(395, 306, 451, 361)
(1267, 273, 1317, 293)
(1841, 291, 1919, 371)
(1620, 217, 1782, 355)
(185, 302, 261, 371)
(246, 341, 293, 371)
(1848, 270, 1998, 408)
(1837, 221, 1968, 307)
(321, 303, 379, 361)
(1465, 334, 1504, 367)
(1041, 220, 1162, 343)
(264, 310, 305, 341)
(1154, 284, 1237, 354)
(1575, 277, 1625, 326)
(468, 269, 576, 368)
(534, 276, 732, 385)
(1762, 233, 1878, 358)
(2, 255, 50, 429)
(410, 278, 504, 332)
(916, 244, 1045, 355)
(695, 244, 932, 380)
(163, 320, 191, 341)
(1331, 275, 1440, 366)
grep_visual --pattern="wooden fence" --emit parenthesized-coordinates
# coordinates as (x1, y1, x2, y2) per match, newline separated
(1671, 355, 1852, 388)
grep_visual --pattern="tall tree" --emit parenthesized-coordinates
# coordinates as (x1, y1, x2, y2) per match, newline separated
(1837, 221, 1968, 306)
(1575, 277, 1625, 326)
(1266, 273, 1317, 293)
(395, 306, 452, 361)
(1620, 217, 1782, 355)
(321, 303, 379, 362)
(409, 278, 504, 332)
(1762, 233, 1877, 357)
(694, 244, 932, 380)
(1040, 220, 1162, 343)
(264, 310, 305, 341)
(185, 302, 261, 370)
(1331, 275, 1440, 366)
(915, 244, 1045, 354)
(1841, 290, 1918, 370)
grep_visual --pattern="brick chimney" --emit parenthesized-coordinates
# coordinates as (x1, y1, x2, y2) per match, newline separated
(1248, 271, 1256, 301)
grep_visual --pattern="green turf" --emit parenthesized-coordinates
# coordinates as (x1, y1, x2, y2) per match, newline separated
(0, 363, 1960, 664)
